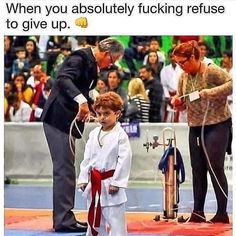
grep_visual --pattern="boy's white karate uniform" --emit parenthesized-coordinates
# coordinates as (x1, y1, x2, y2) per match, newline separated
(78, 122, 132, 236)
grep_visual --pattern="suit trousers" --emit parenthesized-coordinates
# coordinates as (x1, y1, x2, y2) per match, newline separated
(43, 122, 77, 229)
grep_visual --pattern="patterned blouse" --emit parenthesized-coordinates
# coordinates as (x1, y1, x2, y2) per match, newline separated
(177, 63, 232, 127)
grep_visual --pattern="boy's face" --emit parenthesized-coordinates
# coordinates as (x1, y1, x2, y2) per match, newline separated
(17, 51, 26, 59)
(139, 68, 150, 81)
(96, 107, 120, 131)
(149, 40, 160, 51)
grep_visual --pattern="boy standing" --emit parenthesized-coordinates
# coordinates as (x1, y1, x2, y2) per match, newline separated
(78, 92, 132, 236)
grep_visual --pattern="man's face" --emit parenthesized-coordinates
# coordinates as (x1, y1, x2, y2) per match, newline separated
(98, 51, 116, 69)
(139, 68, 149, 81)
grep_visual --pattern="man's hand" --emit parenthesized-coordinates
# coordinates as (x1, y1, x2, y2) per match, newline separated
(76, 103, 90, 122)
(108, 185, 119, 195)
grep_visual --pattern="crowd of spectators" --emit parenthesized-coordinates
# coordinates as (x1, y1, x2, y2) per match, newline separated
(4, 35, 232, 123)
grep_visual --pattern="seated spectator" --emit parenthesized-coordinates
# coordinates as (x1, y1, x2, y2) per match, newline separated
(7, 92, 32, 122)
(107, 70, 128, 104)
(30, 79, 53, 121)
(198, 41, 214, 65)
(27, 64, 48, 90)
(4, 81, 13, 121)
(12, 73, 34, 105)
(30, 69, 51, 121)
(25, 38, 41, 68)
(4, 36, 16, 82)
(145, 51, 163, 80)
(123, 36, 151, 76)
(143, 37, 166, 67)
(96, 77, 108, 95)
(4, 81, 13, 98)
(127, 78, 150, 122)
(11, 47, 30, 79)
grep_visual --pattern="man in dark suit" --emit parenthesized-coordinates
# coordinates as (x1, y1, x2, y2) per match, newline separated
(41, 38, 124, 233)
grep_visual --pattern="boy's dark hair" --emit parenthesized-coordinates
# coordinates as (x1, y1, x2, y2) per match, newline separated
(15, 46, 26, 53)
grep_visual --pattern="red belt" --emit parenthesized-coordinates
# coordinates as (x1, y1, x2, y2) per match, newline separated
(169, 91, 177, 97)
(88, 169, 115, 236)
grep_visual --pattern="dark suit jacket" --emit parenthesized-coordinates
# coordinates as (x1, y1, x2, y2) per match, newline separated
(41, 47, 98, 138)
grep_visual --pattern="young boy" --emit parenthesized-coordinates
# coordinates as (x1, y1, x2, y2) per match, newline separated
(12, 47, 30, 79)
(78, 91, 132, 236)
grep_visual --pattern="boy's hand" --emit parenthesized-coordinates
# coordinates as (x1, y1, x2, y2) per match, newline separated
(79, 183, 87, 192)
(108, 185, 119, 195)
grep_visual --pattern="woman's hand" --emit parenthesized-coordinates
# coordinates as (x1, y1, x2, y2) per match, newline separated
(170, 95, 186, 111)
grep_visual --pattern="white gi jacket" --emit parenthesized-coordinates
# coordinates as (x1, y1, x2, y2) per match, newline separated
(78, 122, 132, 207)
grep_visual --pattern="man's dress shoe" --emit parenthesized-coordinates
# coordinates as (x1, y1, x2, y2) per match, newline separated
(55, 222, 87, 232)
(77, 220, 88, 227)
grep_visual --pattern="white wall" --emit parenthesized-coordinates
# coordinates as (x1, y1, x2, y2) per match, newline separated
(4, 122, 232, 185)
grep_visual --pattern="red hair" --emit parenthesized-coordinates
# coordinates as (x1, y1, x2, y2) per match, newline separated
(93, 91, 123, 112)
(173, 40, 200, 60)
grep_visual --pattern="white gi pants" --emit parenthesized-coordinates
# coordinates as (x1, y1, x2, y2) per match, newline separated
(86, 203, 127, 236)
